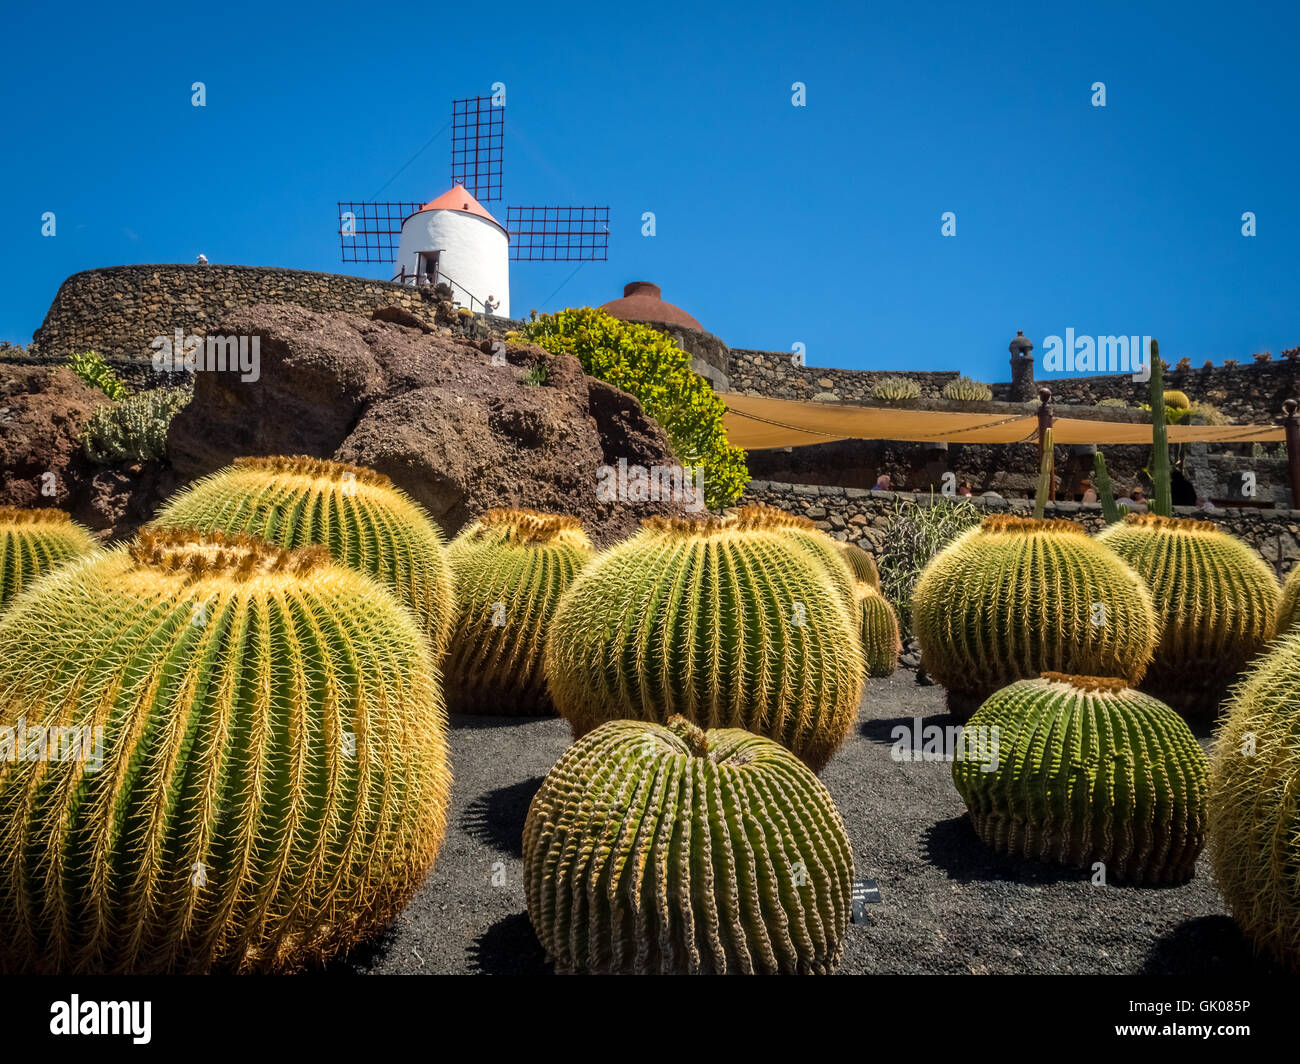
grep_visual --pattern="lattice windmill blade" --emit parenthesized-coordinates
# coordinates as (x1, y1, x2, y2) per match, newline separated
(337, 201, 425, 263)
(505, 206, 610, 262)
(451, 95, 504, 203)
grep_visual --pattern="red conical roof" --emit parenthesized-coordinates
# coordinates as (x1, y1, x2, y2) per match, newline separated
(600, 282, 703, 331)
(418, 184, 504, 229)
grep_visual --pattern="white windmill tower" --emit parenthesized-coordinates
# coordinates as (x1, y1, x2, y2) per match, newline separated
(391, 184, 510, 316)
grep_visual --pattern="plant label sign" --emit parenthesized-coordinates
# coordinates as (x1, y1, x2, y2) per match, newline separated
(851, 878, 882, 924)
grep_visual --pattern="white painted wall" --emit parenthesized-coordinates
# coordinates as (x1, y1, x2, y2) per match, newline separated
(393, 209, 510, 317)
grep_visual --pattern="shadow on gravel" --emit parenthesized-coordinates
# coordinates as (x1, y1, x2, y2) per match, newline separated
(462, 777, 545, 857)
(469, 912, 551, 975)
(924, 814, 1089, 886)
(316, 925, 401, 975)
(448, 713, 559, 730)
(1143, 916, 1277, 975)
(860, 711, 958, 746)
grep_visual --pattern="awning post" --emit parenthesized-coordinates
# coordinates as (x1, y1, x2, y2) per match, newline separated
(1037, 387, 1054, 502)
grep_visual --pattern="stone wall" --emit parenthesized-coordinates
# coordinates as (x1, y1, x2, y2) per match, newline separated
(24, 264, 522, 370)
(742, 479, 1300, 573)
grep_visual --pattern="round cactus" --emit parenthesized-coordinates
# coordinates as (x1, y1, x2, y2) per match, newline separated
(0, 507, 98, 611)
(941, 376, 993, 402)
(0, 528, 451, 974)
(523, 715, 854, 974)
(546, 516, 865, 770)
(1097, 513, 1279, 713)
(151, 456, 455, 655)
(856, 583, 901, 677)
(836, 540, 880, 590)
(1276, 563, 1300, 637)
(1209, 633, 1300, 969)
(953, 673, 1208, 885)
(913, 515, 1158, 719)
(444, 509, 594, 714)
(727, 503, 856, 606)
(871, 376, 921, 401)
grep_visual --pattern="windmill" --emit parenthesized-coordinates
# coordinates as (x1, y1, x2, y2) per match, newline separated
(337, 95, 609, 318)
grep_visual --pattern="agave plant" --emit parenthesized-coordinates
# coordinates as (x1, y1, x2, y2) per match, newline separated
(871, 376, 921, 401)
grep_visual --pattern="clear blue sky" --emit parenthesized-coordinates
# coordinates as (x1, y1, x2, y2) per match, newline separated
(3, 0, 1296, 383)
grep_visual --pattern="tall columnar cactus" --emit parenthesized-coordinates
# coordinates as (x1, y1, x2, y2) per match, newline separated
(1093, 451, 1121, 524)
(953, 673, 1208, 885)
(0, 528, 451, 974)
(523, 716, 854, 974)
(856, 583, 901, 677)
(1098, 513, 1279, 713)
(546, 516, 865, 770)
(152, 456, 455, 655)
(1148, 339, 1172, 517)
(913, 515, 1158, 719)
(0, 508, 98, 611)
(727, 503, 856, 607)
(836, 540, 881, 590)
(444, 509, 594, 714)
(1033, 426, 1054, 519)
(1208, 633, 1300, 970)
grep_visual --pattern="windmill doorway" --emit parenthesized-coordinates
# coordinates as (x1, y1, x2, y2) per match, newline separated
(418, 251, 441, 287)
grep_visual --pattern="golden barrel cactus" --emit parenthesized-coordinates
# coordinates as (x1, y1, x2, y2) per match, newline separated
(913, 515, 1158, 719)
(1208, 633, 1300, 970)
(836, 540, 881, 590)
(856, 583, 901, 677)
(726, 504, 856, 606)
(523, 716, 854, 974)
(546, 516, 865, 770)
(444, 509, 594, 714)
(0, 507, 98, 610)
(152, 456, 455, 656)
(1098, 513, 1279, 713)
(0, 528, 451, 974)
(953, 674, 1208, 885)
(1276, 563, 1300, 637)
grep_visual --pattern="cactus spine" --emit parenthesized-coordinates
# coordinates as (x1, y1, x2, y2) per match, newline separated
(0, 508, 98, 610)
(953, 673, 1208, 885)
(856, 583, 901, 677)
(913, 516, 1158, 719)
(523, 716, 854, 974)
(1149, 339, 1172, 517)
(836, 540, 881, 590)
(1097, 513, 1279, 713)
(546, 516, 865, 770)
(1093, 451, 1121, 524)
(1278, 563, 1300, 637)
(0, 529, 451, 974)
(727, 503, 856, 607)
(1208, 633, 1300, 969)
(152, 456, 455, 655)
(444, 509, 594, 714)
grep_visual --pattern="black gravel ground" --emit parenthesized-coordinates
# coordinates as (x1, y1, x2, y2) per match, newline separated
(335, 674, 1277, 976)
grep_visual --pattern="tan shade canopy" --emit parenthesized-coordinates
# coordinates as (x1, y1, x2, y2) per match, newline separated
(722, 393, 1286, 449)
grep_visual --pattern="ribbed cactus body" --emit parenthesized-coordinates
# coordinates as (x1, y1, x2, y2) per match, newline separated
(856, 584, 901, 677)
(728, 504, 856, 606)
(913, 516, 1158, 719)
(445, 509, 594, 714)
(836, 541, 881, 590)
(1209, 634, 1300, 969)
(152, 456, 455, 655)
(523, 716, 854, 974)
(953, 674, 1208, 884)
(1280, 565, 1300, 637)
(1097, 513, 1279, 712)
(0, 508, 98, 610)
(0, 529, 451, 974)
(546, 517, 865, 770)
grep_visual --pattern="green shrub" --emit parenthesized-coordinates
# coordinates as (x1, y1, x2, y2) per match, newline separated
(82, 385, 192, 465)
(1188, 400, 1229, 425)
(1094, 397, 1129, 409)
(871, 376, 921, 401)
(518, 308, 747, 508)
(68, 351, 129, 401)
(941, 376, 992, 401)
(875, 493, 982, 639)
